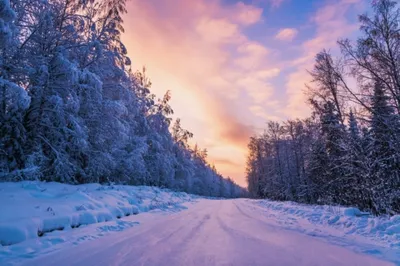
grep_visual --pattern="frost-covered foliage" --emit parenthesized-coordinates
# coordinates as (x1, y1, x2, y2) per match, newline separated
(246, 0, 400, 215)
(0, 0, 243, 198)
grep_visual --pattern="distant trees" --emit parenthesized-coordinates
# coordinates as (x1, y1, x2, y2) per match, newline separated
(246, 0, 400, 215)
(0, 0, 243, 198)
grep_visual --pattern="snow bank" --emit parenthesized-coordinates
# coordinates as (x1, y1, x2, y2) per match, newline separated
(254, 200, 400, 248)
(0, 182, 194, 246)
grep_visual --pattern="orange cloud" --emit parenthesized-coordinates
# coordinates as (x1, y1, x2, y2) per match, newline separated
(122, 0, 276, 186)
(121, 0, 368, 187)
(212, 158, 241, 168)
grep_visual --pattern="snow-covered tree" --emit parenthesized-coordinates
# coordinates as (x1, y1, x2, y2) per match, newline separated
(0, 0, 31, 180)
(0, 0, 243, 198)
(369, 81, 400, 214)
(246, 0, 400, 214)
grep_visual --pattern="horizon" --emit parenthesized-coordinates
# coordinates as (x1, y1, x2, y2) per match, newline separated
(121, 0, 370, 186)
(1, 0, 399, 264)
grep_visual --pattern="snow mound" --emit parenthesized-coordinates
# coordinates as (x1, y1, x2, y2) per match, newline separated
(343, 207, 369, 217)
(254, 200, 400, 248)
(0, 181, 194, 246)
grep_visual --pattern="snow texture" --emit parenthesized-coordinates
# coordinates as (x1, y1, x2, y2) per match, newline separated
(253, 199, 400, 249)
(0, 181, 194, 247)
(2, 199, 398, 266)
(0, 184, 399, 265)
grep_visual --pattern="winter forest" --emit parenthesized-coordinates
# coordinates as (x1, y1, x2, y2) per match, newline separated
(0, 0, 243, 197)
(2, 0, 400, 216)
(246, 0, 400, 215)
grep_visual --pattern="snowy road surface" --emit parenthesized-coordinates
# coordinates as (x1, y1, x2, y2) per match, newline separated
(23, 199, 396, 266)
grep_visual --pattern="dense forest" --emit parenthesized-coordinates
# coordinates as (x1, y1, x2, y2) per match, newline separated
(246, 0, 400, 215)
(0, 0, 244, 197)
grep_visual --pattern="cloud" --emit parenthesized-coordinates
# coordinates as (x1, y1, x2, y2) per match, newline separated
(232, 2, 264, 25)
(249, 105, 281, 121)
(220, 120, 255, 147)
(275, 28, 298, 42)
(212, 158, 241, 167)
(237, 41, 269, 57)
(236, 77, 274, 103)
(268, 0, 286, 8)
(121, 0, 369, 186)
(256, 68, 281, 79)
(196, 17, 242, 44)
(122, 0, 277, 185)
(253, 0, 286, 8)
(284, 0, 364, 118)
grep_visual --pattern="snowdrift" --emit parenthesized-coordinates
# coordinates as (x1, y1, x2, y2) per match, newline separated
(254, 200, 400, 248)
(0, 182, 194, 246)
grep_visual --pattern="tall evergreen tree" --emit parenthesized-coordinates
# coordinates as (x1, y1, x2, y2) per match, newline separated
(369, 81, 400, 213)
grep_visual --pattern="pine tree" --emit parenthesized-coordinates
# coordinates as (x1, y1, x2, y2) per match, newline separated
(319, 101, 347, 204)
(342, 110, 368, 207)
(369, 81, 400, 214)
(307, 137, 329, 203)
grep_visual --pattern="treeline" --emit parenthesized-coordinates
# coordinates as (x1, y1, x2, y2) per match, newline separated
(0, 0, 243, 198)
(246, 0, 400, 215)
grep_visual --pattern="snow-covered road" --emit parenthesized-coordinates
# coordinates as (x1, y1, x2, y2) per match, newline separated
(25, 199, 395, 266)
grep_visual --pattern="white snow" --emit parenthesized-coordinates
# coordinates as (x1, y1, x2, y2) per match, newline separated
(0, 182, 399, 265)
(0, 181, 194, 246)
(251, 199, 400, 250)
(6, 200, 397, 266)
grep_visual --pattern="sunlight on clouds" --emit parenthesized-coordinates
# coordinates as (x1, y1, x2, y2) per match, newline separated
(196, 18, 242, 44)
(232, 2, 264, 25)
(272, 0, 285, 7)
(237, 77, 274, 104)
(237, 42, 270, 56)
(122, 0, 367, 186)
(284, 0, 364, 118)
(264, 0, 286, 8)
(275, 28, 298, 42)
(256, 68, 281, 79)
(250, 105, 281, 121)
(234, 41, 271, 70)
(123, 0, 278, 186)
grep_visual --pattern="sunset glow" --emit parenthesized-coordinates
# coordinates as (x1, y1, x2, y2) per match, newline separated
(122, 0, 367, 186)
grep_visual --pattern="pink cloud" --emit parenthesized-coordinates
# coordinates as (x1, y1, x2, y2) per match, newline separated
(284, 0, 364, 118)
(275, 28, 298, 42)
(256, 68, 281, 79)
(196, 18, 242, 44)
(272, 0, 285, 7)
(249, 105, 281, 121)
(232, 2, 263, 25)
(122, 0, 277, 185)
(254, 0, 286, 8)
(121, 0, 369, 186)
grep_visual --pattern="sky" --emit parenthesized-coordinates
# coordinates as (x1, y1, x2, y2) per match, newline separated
(122, 0, 370, 187)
